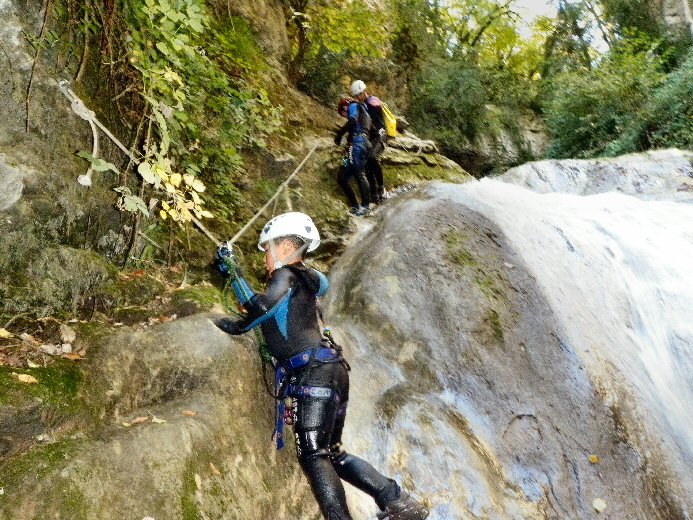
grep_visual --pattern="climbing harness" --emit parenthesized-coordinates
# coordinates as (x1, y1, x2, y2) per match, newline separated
(273, 346, 343, 449)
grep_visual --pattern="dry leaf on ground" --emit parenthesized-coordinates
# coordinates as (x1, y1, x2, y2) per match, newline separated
(0, 328, 13, 339)
(19, 333, 40, 346)
(182, 410, 198, 417)
(40, 344, 62, 356)
(122, 416, 150, 427)
(209, 462, 221, 475)
(11, 372, 39, 384)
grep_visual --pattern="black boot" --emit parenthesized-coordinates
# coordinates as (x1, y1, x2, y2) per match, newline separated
(376, 492, 429, 520)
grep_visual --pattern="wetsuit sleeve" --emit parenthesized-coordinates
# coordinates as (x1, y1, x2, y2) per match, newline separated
(213, 264, 258, 335)
(335, 122, 348, 145)
(235, 268, 296, 332)
(313, 269, 329, 297)
(228, 266, 256, 306)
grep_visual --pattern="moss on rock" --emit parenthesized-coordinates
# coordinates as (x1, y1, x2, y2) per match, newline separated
(1, 246, 117, 320)
(0, 438, 79, 498)
(0, 360, 81, 412)
(171, 283, 222, 314)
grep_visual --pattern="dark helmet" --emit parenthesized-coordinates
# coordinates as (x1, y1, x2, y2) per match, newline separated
(338, 97, 351, 114)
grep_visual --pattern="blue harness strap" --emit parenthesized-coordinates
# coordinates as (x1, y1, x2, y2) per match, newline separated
(273, 347, 341, 449)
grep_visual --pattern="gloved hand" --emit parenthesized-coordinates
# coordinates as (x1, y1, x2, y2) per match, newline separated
(214, 240, 237, 275)
(213, 317, 245, 335)
(334, 133, 342, 146)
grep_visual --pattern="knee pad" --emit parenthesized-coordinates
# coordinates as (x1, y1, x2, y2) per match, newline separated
(295, 428, 331, 463)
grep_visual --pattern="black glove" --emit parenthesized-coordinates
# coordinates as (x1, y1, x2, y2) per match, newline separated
(213, 317, 245, 335)
(334, 133, 343, 146)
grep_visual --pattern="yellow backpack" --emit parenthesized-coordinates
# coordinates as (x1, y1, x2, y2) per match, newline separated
(382, 103, 398, 138)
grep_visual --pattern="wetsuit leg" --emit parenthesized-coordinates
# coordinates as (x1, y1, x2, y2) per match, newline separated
(351, 144, 371, 207)
(354, 167, 371, 207)
(365, 156, 384, 201)
(337, 166, 360, 208)
(329, 405, 401, 509)
(294, 394, 353, 520)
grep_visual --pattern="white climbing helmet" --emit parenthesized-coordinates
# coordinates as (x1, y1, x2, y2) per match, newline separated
(258, 212, 321, 252)
(350, 79, 367, 97)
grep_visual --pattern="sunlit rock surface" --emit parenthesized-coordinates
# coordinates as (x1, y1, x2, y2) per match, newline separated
(0, 315, 318, 520)
(326, 152, 693, 519)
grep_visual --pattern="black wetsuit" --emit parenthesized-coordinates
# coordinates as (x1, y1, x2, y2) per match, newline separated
(216, 263, 400, 520)
(335, 101, 373, 209)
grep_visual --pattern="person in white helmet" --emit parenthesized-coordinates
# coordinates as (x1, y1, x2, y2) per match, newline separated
(213, 212, 429, 520)
(350, 79, 387, 204)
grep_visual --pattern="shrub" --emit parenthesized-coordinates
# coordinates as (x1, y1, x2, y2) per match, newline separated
(543, 36, 666, 158)
(646, 49, 693, 150)
(408, 58, 488, 148)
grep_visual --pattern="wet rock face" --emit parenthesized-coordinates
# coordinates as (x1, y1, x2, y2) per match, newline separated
(0, 154, 34, 211)
(324, 184, 692, 519)
(0, 315, 318, 519)
(502, 149, 693, 200)
(0, 0, 36, 144)
(214, 0, 290, 62)
(0, 0, 92, 205)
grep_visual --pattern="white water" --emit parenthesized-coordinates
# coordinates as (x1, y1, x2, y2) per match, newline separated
(332, 154, 693, 518)
(430, 175, 693, 467)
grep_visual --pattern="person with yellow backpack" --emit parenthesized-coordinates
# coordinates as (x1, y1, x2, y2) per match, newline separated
(350, 80, 394, 204)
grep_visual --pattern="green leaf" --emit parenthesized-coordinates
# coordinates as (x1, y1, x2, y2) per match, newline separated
(77, 151, 119, 173)
(138, 162, 157, 185)
(153, 109, 171, 155)
(122, 193, 150, 217)
(92, 158, 119, 173)
(156, 41, 171, 56)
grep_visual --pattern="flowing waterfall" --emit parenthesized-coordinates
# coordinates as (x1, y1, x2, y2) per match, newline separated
(432, 180, 693, 455)
(328, 151, 693, 519)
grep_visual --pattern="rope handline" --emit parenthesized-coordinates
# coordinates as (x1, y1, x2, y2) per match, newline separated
(57, 79, 318, 248)
(227, 144, 318, 246)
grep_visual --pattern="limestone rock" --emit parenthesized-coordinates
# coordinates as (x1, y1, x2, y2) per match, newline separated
(324, 177, 692, 519)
